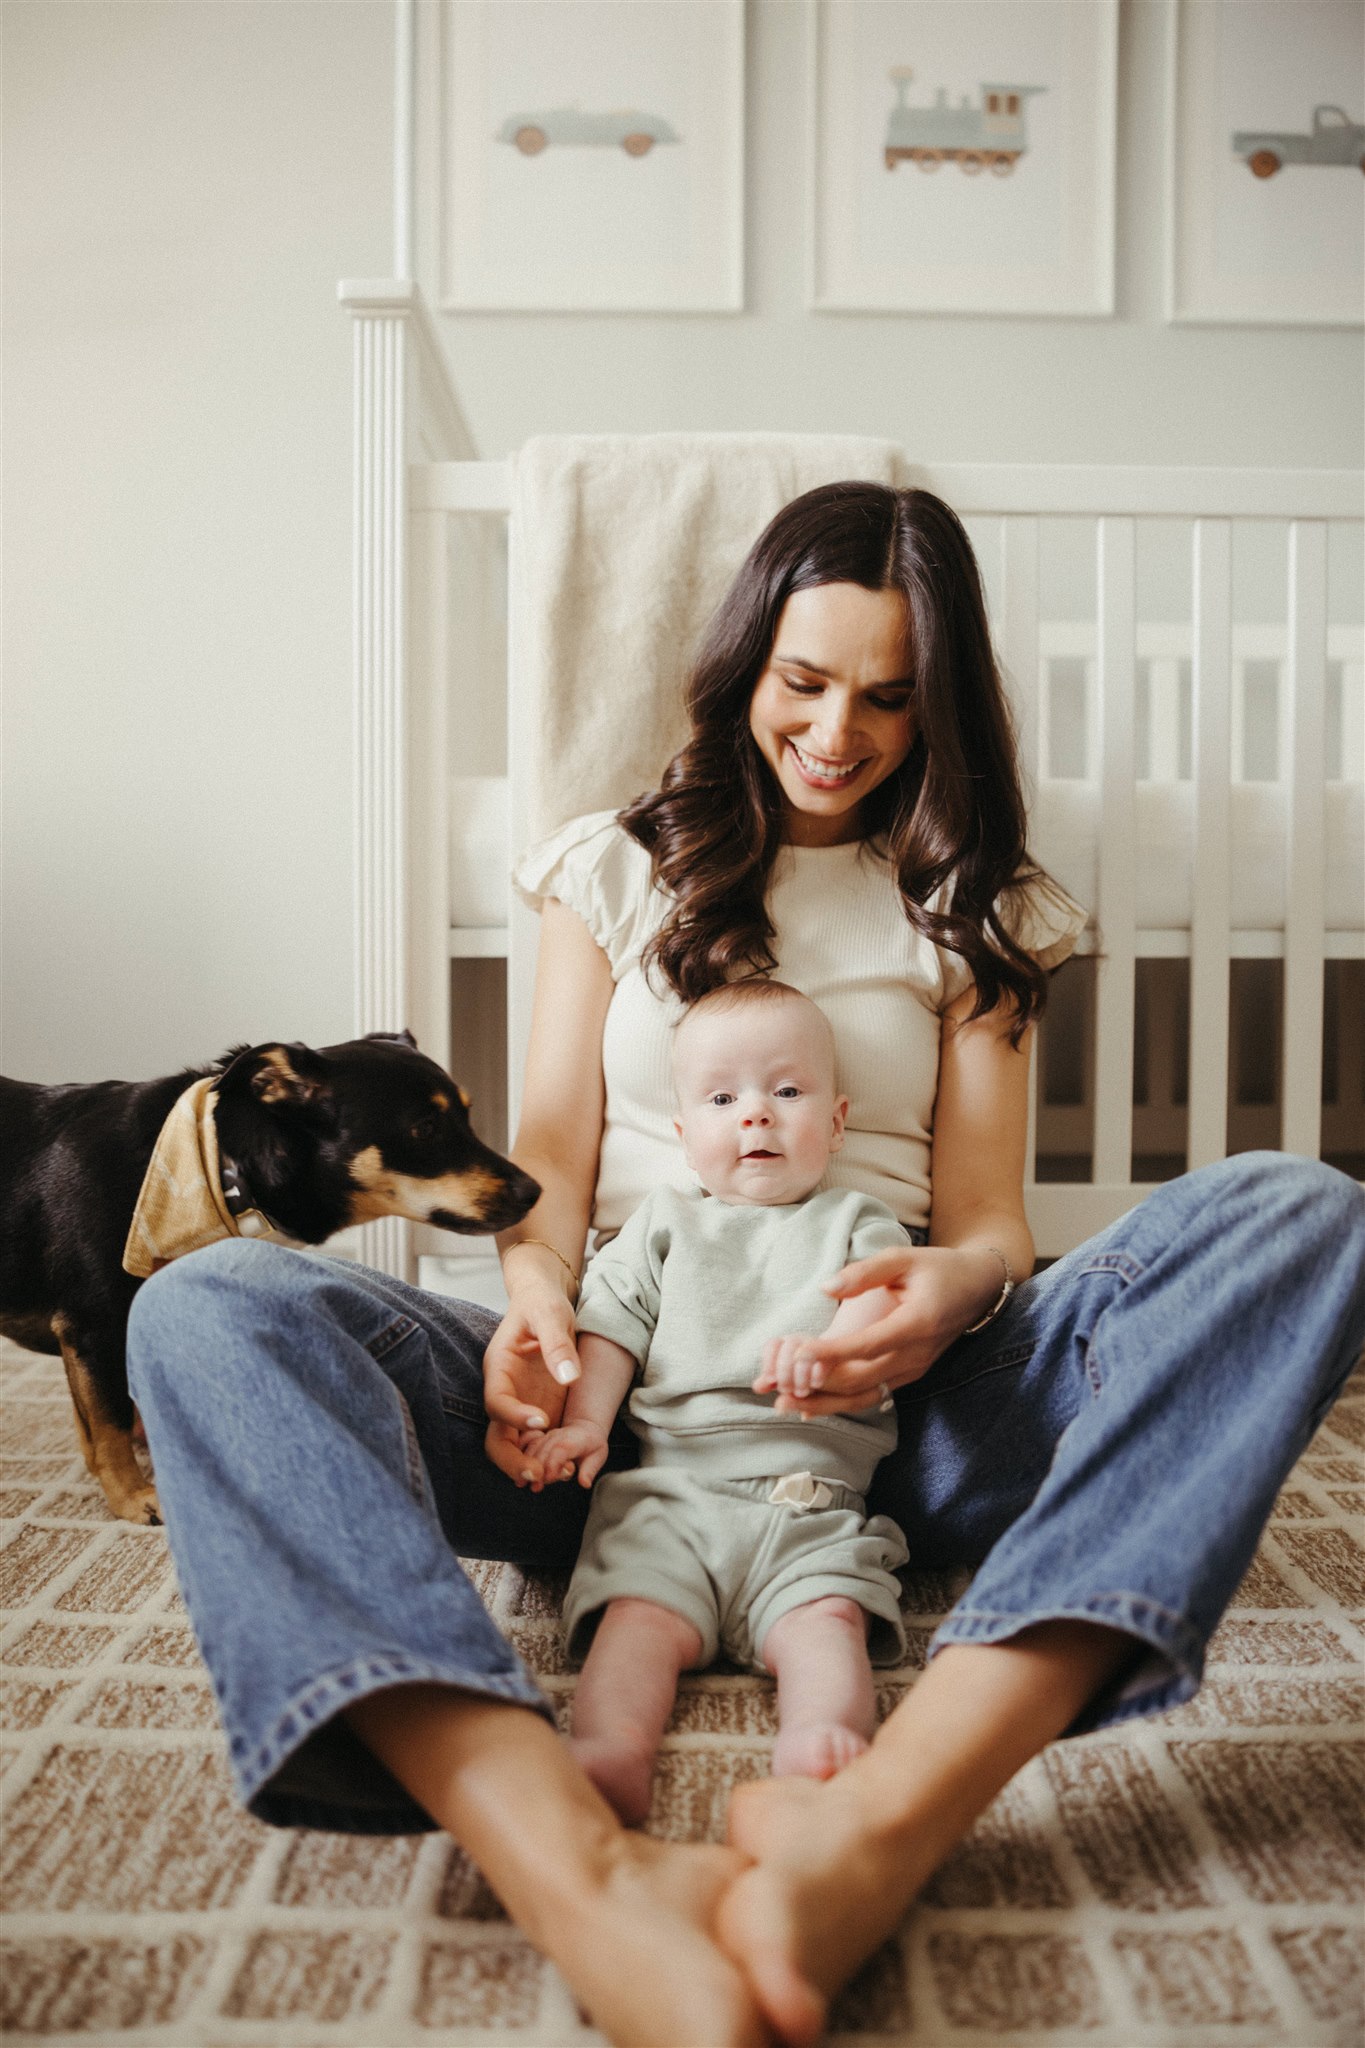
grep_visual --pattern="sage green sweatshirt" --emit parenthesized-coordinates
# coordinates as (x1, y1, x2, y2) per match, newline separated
(575, 1184, 908, 1494)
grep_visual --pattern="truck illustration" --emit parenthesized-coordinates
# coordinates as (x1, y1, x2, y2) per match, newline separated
(1231, 104, 1365, 177)
(884, 67, 1045, 173)
(497, 107, 681, 158)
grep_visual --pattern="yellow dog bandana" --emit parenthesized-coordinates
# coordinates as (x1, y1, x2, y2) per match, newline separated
(122, 1077, 279, 1278)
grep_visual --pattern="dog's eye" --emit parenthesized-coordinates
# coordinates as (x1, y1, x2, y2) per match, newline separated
(409, 1113, 440, 1142)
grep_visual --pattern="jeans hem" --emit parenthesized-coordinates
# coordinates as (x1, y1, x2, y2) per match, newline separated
(928, 1591, 1206, 1736)
(233, 1653, 553, 1831)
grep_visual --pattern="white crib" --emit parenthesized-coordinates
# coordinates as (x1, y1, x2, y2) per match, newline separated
(340, 285, 1364, 1284)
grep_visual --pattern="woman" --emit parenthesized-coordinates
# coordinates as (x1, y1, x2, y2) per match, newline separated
(128, 484, 1365, 2048)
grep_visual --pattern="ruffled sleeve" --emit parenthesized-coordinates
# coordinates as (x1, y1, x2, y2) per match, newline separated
(938, 873, 1089, 1009)
(512, 810, 658, 977)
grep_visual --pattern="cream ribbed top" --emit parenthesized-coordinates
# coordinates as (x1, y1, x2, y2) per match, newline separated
(514, 812, 1085, 1244)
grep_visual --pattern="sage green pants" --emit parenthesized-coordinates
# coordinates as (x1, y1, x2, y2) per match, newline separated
(563, 1466, 909, 1672)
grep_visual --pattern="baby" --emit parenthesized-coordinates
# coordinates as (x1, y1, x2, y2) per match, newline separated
(523, 978, 910, 1825)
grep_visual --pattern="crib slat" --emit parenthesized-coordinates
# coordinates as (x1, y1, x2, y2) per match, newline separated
(1001, 516, 1042, 1186)
(506, 515, 538, 1136)
(1188, 520, 1233, 1168)
(1093, 519, 1137, 1187)
(1001, 516, 1041, 794)
(1282, 522, 1328, 1158)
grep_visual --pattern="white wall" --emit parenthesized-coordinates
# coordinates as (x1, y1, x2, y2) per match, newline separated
(3, 1, 392, 1082)
(5, 0, 1359, 1089)
(431, 0, 1361, 467)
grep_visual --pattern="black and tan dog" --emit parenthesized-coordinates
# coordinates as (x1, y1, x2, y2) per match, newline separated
(0, 1033, 539, 1524)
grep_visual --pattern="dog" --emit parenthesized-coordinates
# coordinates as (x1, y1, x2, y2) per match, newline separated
(0, 1032, 539, 1524)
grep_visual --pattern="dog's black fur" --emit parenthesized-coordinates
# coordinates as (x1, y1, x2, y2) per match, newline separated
(0, 1032, 539, 1523)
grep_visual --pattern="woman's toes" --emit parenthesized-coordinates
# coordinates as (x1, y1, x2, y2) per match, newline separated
(716, 1865, 828, 2048)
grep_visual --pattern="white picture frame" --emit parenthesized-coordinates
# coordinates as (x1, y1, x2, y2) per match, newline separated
(1166, 0, 1365, 328)
(810, 0, 1118, 317)
(437, 0, 745, 313)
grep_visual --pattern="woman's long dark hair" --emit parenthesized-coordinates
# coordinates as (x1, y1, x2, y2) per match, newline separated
(620, 482, 1056, 1044)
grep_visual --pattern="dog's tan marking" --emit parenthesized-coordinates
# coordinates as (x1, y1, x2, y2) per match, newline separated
(432, 1090, 451, 1112)
(52, 1314, 160, 1526)
(457, 1085, 471, 1109)
(346, 1148, 505, 1225)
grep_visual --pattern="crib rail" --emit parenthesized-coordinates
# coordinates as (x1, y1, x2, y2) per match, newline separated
(397, 447, 1363, 1269)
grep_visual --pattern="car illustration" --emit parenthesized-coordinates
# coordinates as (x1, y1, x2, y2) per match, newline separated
(1231, 104, 1365, 177)
(496, 107, 681, 157)
(884, 67, 1045, 173)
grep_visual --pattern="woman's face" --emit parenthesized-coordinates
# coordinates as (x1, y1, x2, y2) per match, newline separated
(747, 582, 915, 847)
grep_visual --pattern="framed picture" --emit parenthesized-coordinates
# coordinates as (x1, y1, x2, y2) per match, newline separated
(437, 0, 744, 312)
(1167, 0, 1364, 326)
(810, 0, 1118, 316)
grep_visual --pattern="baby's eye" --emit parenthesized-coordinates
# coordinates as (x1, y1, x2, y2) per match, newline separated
(709, 1092, 735, 1107)
(775, 1086, 801, 1100)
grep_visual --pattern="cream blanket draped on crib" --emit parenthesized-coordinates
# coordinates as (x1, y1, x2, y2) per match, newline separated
(510, 433, 908, 839)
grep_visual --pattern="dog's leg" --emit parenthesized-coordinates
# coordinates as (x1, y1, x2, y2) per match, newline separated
(54, 1316, 160, 1526)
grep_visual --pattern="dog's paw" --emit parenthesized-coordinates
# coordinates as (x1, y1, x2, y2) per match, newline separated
(109, 1480, 162, 1527)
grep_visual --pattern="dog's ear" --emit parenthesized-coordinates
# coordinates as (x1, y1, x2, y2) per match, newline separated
(364, 1028, 418, 1050)
(243, 1043, 332, 1108)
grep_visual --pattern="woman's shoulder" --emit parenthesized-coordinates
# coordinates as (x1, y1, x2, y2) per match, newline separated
(512, 810, 657, 969)
(935, 868, 1089, 1009)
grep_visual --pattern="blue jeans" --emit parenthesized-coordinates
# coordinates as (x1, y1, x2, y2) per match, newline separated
(126, 1152, 1365, 1834)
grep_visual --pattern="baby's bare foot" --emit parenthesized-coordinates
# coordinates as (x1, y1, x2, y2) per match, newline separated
(570, 1734, 655, 1827)
(771, 1722, 868, 1781)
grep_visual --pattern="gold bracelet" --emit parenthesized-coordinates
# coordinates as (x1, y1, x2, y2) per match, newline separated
(962, 1247, 1015, 1334)
(502, 1236, 581, 1301)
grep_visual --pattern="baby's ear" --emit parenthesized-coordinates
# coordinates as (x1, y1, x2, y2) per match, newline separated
(829, 1095, 850, 1151)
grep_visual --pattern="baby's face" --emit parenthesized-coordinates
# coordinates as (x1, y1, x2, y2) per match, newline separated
(673, 1000, 848, 1207)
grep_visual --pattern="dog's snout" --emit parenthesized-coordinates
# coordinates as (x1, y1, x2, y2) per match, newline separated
(490, 1167, 540, 1226)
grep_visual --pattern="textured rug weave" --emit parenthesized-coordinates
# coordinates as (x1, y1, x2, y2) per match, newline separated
(1, 1335, 1361, 2046)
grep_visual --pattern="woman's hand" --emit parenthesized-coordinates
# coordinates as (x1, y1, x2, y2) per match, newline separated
(482, 1283, 584, 1484)
(755, 1245, 1012, 1418)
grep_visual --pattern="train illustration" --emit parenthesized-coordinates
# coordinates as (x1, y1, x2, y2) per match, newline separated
(884, 68, 1045, 174)
(1231, 104, 1365, 178)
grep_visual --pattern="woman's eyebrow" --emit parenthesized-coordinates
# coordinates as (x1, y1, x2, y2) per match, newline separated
(776, 654, 915, 689)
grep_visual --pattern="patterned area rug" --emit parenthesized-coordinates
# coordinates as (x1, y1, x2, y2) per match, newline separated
(1, 1335, 1362, 2046)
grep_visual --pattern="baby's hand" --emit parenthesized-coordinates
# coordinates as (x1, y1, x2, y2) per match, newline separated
(754, 1335, 824, 1408)
(522, 1419, 611, 1490)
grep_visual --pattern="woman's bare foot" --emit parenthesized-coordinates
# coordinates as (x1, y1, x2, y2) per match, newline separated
(553, 1831, 772, 2047)
(716, 1772, 920, 2047)
(570, 1732, 655, 1826)
(770, 1721, 868, 1780)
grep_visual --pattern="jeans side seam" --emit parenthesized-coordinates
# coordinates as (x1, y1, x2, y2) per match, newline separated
(366, 1314, 420, 1361)
(1076, 1251, 1146, 1284)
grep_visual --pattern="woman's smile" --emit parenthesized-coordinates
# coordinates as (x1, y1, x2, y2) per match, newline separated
(748, 581, 915, 846)
(786, 739, 868, 788)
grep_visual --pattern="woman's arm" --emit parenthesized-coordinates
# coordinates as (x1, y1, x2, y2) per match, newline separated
(483, 898, 614, 1476)
(928, 986, 1035, 1282)
(767, 990, 1035, 1412)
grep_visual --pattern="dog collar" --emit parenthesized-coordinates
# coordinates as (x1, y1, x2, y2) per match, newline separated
(217, 1155, 280, 1239)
